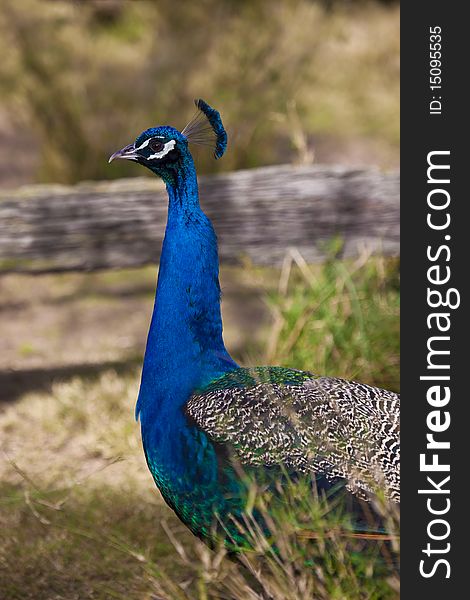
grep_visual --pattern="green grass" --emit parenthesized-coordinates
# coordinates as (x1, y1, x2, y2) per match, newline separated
(0, 258, 399, 599)
(264, 248, 400, 392)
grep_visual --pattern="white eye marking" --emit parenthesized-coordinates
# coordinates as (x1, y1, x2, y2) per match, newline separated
(147, 139, 176, 160)
(133, 136, 166, 152)
(134, 138, 151, 151)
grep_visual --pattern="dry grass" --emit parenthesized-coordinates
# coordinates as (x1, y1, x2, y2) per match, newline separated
(148, 478, 399, 600)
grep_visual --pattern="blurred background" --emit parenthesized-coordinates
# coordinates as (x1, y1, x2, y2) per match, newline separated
(0, 1, 399, 598)
(0, 0, 399, 186)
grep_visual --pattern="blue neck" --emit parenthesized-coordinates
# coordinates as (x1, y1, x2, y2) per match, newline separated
(136, 156, 237, 427)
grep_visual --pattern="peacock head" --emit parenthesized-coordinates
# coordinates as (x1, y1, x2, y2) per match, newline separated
(109, 99, 227, 186)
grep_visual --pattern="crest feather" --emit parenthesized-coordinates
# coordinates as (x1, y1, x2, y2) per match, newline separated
(182, 99, 227, 159)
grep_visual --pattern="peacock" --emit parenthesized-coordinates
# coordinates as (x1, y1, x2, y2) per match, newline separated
(109, 100, 400, 551)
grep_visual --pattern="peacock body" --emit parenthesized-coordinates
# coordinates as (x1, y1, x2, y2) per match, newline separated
(109, 100, 400, 549)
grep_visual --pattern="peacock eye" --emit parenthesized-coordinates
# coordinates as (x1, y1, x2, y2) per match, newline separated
(149, 139, 165, 153)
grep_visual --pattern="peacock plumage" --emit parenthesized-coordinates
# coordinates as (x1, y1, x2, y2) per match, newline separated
(109, 100, 400, 550)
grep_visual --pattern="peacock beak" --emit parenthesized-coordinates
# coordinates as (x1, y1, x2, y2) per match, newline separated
(108, 143, 139, 163)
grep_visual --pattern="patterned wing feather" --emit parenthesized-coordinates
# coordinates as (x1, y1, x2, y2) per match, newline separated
(186, 367, 400, 502)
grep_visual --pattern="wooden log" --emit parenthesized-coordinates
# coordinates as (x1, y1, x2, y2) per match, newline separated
(0, 164, 399, 273)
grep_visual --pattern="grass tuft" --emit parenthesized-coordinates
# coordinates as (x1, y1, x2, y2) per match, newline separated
(264, 249, 399, 392)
